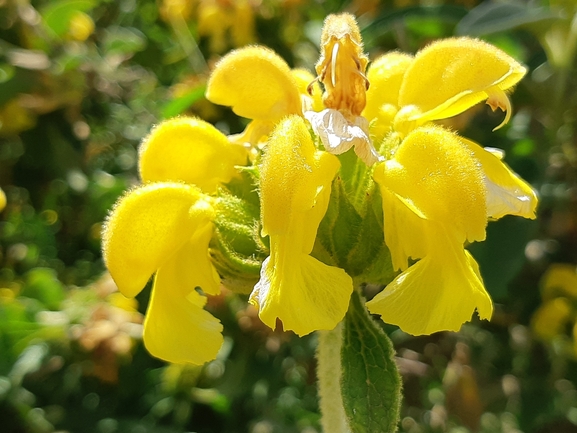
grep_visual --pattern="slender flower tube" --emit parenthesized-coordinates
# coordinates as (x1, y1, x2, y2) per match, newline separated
(249, 116, 353, 336)
(102, 117, 246, 364)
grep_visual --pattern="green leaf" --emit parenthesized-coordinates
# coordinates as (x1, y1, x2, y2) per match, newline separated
(21, 268, 66, 310)
(41, 0, 96, 37)
(455, 1, 560, 36)
(468, 215, 538, 300)
(102, 27, 147, 56)
(161, 85, 207, 119)
(363, 5, 468, 47)
(341, 290, 402, 433)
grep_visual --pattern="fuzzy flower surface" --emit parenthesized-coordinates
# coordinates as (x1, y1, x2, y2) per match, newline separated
(363, 38, 538, 334)
(102, 13, 540, 366)
(102, 117, 246, 364)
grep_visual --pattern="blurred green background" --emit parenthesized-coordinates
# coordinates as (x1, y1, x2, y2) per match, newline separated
(1, 0, 577, 432)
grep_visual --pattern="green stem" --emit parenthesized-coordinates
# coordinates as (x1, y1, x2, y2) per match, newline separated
(316, 323, 351, 433)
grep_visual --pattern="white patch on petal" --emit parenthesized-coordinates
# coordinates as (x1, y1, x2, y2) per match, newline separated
(304, 109, 383, 165)
(485, 176, 536, 220)
(250, 256, 271, 310)
(484, 147, 505, 160)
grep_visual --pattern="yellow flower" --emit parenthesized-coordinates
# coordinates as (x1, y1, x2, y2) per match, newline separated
(540, 263, 577, 301)
(531, 297, 572, 341)
(0, 187, 6, 212)
(102, 117, 246, 364)
(197, 0, 256, 53)
(206, 45, 303, 145)
(364, 39, 538, 335)
(249, 116, 353, 336)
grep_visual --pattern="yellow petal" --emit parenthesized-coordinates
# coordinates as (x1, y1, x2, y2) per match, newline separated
(0, 187, 6, 212)
(292, 68, 324, 112)
(398, 37, 526, 125)
(374, 179, 428, 271)
(139, 117, 247, 193)
(102, 183, 213, 298)
(377, 126, 487, 244)
(541, 263, 577, 301)
(461, 138, 538, 220)
(364, 52, 413, 135)
(530, 297, 572, 341)
(251, 254, 353, 336)
(260, 115, 340, 236)
(253, 115, 352, 335)
(230, 0, 256, 47)
(143, 250, 223, 365)
(206, 46, 302, 121)
(367, 236, 492, 335)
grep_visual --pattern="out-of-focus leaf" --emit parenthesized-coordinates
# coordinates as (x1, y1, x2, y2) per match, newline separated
(0, 69, 36, 106)
(161, 85, 206, 119)
(0, 64, 15, 84)
(456, 1, 560, 36)
(102, 27, 147, 56)
(41, 0, 96, 37)
(469, 216, 538, 299)
(21, 268, 65, 311)
(363, 5, 468, 46)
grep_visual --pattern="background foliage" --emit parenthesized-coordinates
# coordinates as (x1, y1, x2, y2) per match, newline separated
(1, 0, 576, 432)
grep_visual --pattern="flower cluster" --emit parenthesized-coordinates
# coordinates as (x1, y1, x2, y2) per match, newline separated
(102, 13, 538, 365)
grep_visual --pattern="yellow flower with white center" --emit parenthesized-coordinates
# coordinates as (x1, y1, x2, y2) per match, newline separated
(102, 117, 247, 364)
(249, 115, 353, 336)
(363, 40, 538, 335)
(304, 13, 381, 166)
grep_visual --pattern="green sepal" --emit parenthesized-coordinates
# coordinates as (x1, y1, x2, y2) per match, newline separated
(315, 177, 362, 268)
(341, 290, 402, 433)
(211, 186, 266, 294)
(346, 183, 390, 282)
(315, 174, 395, 284)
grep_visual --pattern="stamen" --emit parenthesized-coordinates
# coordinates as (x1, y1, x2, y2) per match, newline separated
(307, 77, 319, 96)
(331, 42, 339, 88)
(486, 87, 512, 131)
(355, 69, 370, 90)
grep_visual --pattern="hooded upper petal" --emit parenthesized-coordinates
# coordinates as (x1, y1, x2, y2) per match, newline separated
(139, 117, 247, 193)
(363, 51, 413, 135)
(102, 182, 214, 297)
(206, 46, 302, 121)
(397, 37, 526, 126)
(374, 125, 487, 244)
(259, 116, 339, 236)
(251, 116, 353, 335)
